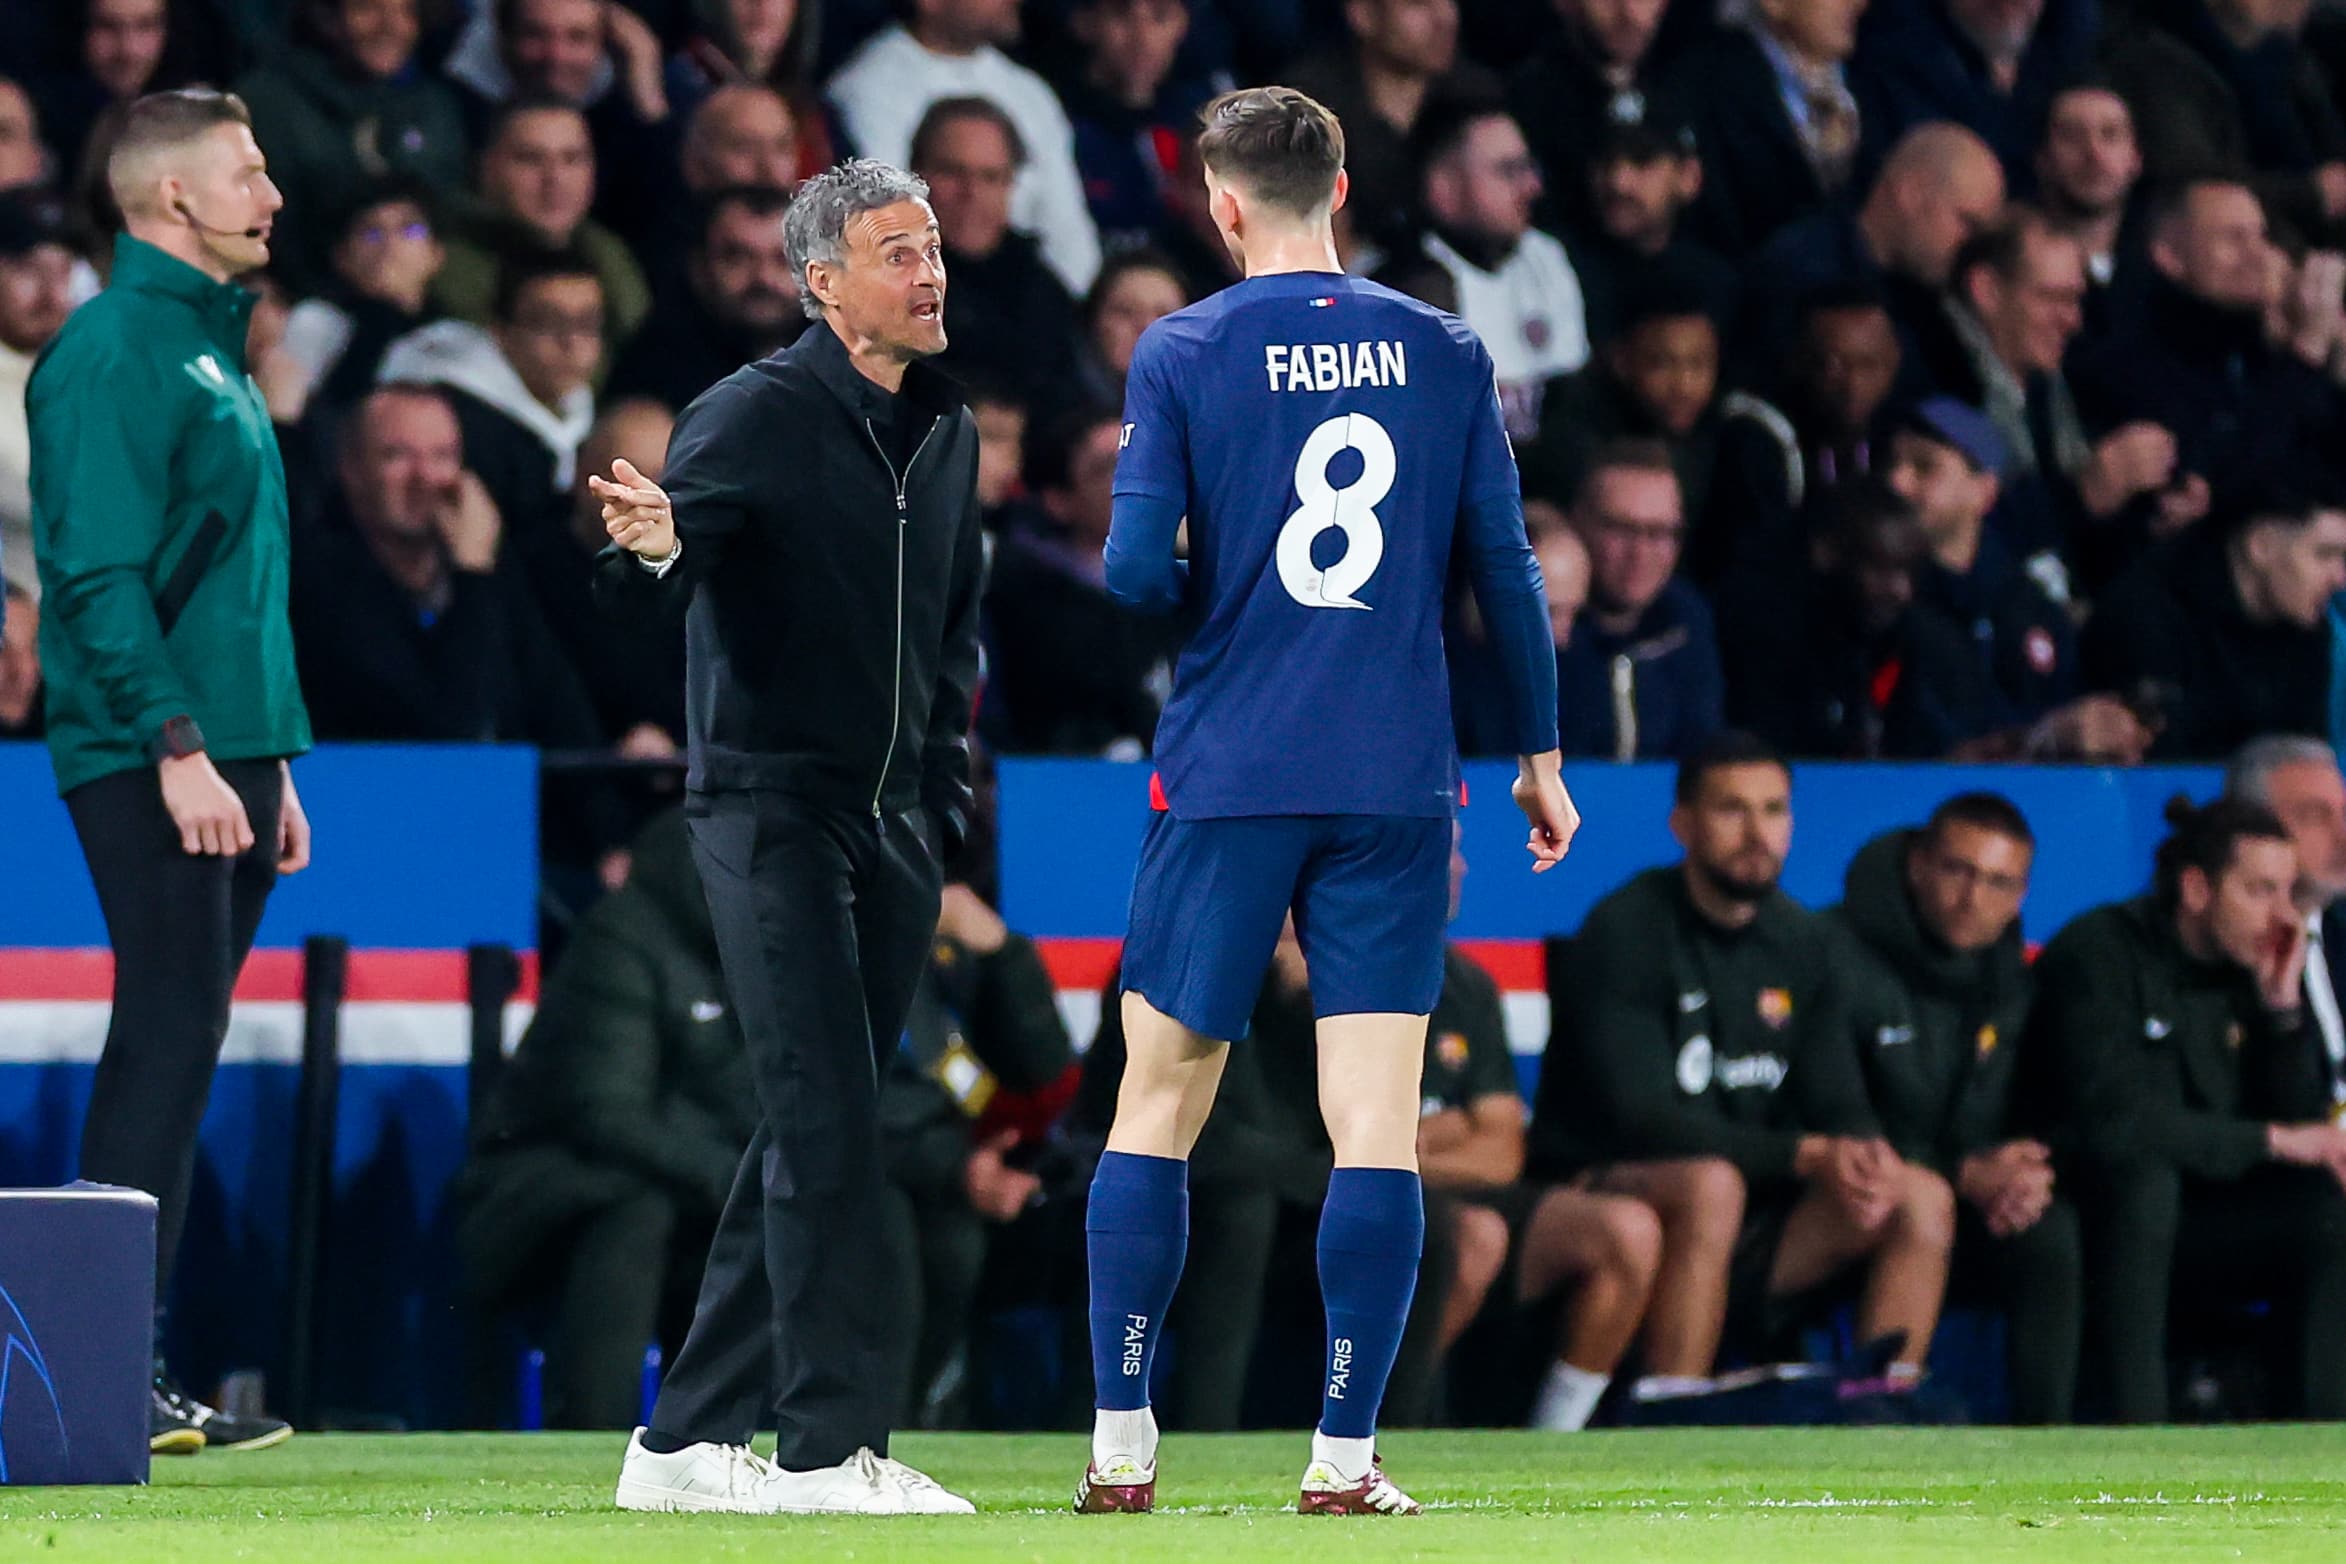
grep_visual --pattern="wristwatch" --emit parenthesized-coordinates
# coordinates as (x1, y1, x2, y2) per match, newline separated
(148, 714, 206, 762)
(638, 538, 682, 577)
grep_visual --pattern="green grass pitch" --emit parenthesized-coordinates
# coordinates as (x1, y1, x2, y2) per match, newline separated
(5, 1426, 2345, 1561)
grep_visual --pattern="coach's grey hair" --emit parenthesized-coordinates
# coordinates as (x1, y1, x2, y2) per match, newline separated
(783, 158, 932, 320)
(2225, 735, 2341, 806)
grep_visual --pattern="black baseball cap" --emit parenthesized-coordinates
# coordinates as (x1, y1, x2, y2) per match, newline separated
(0, 192, 67, 259)
(1595, 91, 1697, 163)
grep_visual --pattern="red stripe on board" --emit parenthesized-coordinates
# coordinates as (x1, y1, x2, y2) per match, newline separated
(1037, 938, 1124, 990)
(1033, 937, 1545, 992)
(0, 948, 539, 1004)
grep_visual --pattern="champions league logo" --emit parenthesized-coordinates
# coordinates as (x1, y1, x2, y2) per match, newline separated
(0, 1284, 67, 1483)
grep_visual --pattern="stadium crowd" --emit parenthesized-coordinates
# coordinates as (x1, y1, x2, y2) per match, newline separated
(11, 0, 2346, 1429)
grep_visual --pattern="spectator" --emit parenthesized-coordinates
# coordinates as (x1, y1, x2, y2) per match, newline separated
(1782, 283, 1904, 493)
(34, 0, 178, 184)
(1508, 0, 1679, 239)
(1744, 122, 2007, 397)
(1558, 440, 1726, 760)
(1885, 397, 2158, 759)
(910, 97, 1087, 422)
(1144, 126, 1243, 298)
(1527, 272, 1803, 586)
(382, 249, 604, 532)
(442, 0, 676, 244)
(231, 0, 469, 295)
(2069, 179, 2340, 525)
(1289, 0, 1497, 248)
(1404, 91, 1590, 442)
(1850, 0, 2097, 176)
(430, 99, 650, 346)
(1820, 794, 2083, 1424)
(1568, 101, 1742, 346)
(2102, 0, 2346, 249)
(1718, 477, 1995, 757)
(455, 808, 755, 1429)
(273, 180, 447, 429)
(2023, 797, 2346, 1422)
(2034, 80, 2148, 347)
(678, 84, 800, 197)
(2226, 736, 2346, 1114)
(983, 404, 1183, 755)
(1675, 0, 1871, 253)
(519, 398, 687, 751)
(665, 0, 834, 181)
(828, 0, 1105, 293)
(962, 374, 1027, 530)
(1077, 247, 1188, 405)
(291, 382, 602, 745)
(0, 77, 53, 194)
(1933, 207, 2182, 579)
(1535, 734, 1956, 1383)
(1062, 0, 1223, 250)
(878, 881, 1077, 1422)
(608, 184, 803, 415)
(0, 197, 75, 608)
(0, 584, 36, 739)
(2081, 478, 2346, 759)
(1450, 519, 1589, 757)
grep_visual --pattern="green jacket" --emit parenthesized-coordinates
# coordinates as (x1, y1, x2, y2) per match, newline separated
(28, 237, 311, 795)
(233, 43, 472, 295)
(469, 809, 759, 1210)
(1532, 865, 1871, 1185)
(1819, 829, 2034, 1177)
(2020, 896, 2330, 1181)
(429, 196, 653, 352)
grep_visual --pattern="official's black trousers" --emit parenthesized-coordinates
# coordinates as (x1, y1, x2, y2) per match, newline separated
(2080, 1163, 2346, 1422)
(67, 758, 283, 1306)
(649, 793, 942, 1468)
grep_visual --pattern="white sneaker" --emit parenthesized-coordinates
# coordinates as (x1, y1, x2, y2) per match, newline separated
(614, 1428, 782, 1514)
(768, 1446, 917, 1514)
(875, 1454, 977, 1514)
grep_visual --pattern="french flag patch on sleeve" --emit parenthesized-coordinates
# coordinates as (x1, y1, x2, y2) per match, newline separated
(1308, 296, 1336, 308)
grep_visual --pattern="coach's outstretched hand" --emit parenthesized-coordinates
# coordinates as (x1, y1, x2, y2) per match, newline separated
(591, 457, 675, 560)
(1513, 751, 1579, 873)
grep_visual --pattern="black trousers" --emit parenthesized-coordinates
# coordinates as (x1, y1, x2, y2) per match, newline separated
(454, 1146, 717, 1429)
(2081, 1163, 2346, 1422)
(67, 758, 282, 1307)
(1952, 1199, 2084, 1426)
(873, 1177, 988, 1425)
(649, 793, 942, 1467)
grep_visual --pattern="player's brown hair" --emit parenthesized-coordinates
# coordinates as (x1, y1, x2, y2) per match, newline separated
(1196, 87, 1345, 219)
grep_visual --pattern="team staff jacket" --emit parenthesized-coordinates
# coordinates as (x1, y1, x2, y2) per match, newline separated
(1532, 866, 1872, 1184)
(2021, 896, 2332, 1180)
(27, 235, 312, 794)
(595, 323, 985, 842)
(1820, 830, 2035, 1178)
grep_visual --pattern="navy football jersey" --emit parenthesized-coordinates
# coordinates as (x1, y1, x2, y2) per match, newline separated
(1110, 272, 1523, 819)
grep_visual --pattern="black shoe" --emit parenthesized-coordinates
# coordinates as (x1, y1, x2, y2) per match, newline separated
(154, 1374, 294, 1453)
(150, 1384, 206, 1454)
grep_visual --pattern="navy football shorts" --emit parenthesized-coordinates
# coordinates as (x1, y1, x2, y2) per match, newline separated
(1119, 812, 1451, 1042)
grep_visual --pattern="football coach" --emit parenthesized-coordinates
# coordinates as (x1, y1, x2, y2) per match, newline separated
(593, 159, 984, 1517)
(28, 88, 310, 1455)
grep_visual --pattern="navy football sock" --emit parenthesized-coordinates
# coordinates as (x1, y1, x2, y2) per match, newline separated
(1086, 1151, 1189, 1411)
(1316, 1166, 1424, 1440)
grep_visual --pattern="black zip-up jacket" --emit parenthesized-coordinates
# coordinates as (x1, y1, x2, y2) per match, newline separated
(595, 323, 985, 840)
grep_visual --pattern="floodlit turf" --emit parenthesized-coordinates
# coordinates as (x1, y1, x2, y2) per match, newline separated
(4, 1426, 2345, 1561)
